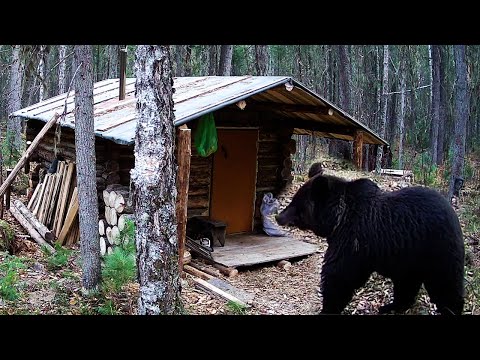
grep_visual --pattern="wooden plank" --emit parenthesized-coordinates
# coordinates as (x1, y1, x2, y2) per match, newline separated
(191, 277, 248, 308)
(211, 234, 318, 268)
(57, 187, 78, 245)
(53, 161, 75, 235)
(0, 113, 60, 199)
(35, 174, 52, 220)
(380, 168, 413, 177)
(27, 182, 42, 209)
(176, 126, 191, 272)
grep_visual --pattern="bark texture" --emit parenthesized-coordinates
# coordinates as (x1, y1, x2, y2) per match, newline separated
(132, 45, 182, 315)
(74, 45, 101, 292)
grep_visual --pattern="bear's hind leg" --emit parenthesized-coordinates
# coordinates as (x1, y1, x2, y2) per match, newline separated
(423, 276, 464, 315)
(379, 278, 422, 314)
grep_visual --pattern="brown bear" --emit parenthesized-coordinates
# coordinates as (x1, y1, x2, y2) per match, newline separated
(276, 170, 465, 315)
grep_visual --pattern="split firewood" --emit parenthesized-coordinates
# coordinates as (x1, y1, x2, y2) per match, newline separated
(99, 219, 106, 236)
(100, 236, 107, 256)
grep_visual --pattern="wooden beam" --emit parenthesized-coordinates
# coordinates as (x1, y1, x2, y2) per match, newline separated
(353, 130, 364, 170)
(176, 125, 191, 273)
(246, 102, 334, 115)
(10, 202, 55, 254)
(119, 47, 127, 100)
(191, 277, 248, 308)
(282, 118, 355, 136)
(0, 113, 60, 199)
(13, 200, 54, 242)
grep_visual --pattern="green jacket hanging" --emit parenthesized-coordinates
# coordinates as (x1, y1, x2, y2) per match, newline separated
(194, 113, 218, 157)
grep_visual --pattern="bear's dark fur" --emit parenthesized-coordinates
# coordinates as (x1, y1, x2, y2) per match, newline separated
(276, 172, 465, 315)
(308, 162, 324, 178)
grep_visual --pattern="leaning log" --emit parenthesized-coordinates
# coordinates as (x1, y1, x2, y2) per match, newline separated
(10, 202, 56, 254)
(0, 113, 60, 199)
(13, 200, 54, 242)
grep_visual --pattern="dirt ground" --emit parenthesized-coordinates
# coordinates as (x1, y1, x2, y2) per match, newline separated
(1, 158, 479, 315)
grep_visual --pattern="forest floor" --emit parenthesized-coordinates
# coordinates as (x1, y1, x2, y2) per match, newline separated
(1, 155, 479, 315)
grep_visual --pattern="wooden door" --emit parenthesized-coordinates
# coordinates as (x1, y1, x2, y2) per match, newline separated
(210, 129, 258, 235)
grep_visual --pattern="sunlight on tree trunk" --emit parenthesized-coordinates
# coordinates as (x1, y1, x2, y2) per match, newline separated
(132, 45, 182, 315)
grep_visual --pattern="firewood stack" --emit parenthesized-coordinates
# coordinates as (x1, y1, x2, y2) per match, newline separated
(24, 160, 79, 246)
(99, 184, 134, 256)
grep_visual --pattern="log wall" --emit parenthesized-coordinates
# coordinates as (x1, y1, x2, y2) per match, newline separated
(26, 109, 295, 233)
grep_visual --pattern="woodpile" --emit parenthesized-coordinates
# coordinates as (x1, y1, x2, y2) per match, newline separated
(100, 183, 135, 256)
(21, 160, 80, 247)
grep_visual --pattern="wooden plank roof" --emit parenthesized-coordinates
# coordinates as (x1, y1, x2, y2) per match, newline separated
(11, 76, 388, 146)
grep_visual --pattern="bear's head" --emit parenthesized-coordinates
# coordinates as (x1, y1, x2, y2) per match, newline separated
(308, 162, 324, 178)
(276, 175, 347, 238)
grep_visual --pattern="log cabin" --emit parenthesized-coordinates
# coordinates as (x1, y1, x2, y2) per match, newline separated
(11, 75, 388, 269)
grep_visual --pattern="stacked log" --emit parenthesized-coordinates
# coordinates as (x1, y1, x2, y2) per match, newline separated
(25, 160, 80, 246)
(100, 183, 134, 256)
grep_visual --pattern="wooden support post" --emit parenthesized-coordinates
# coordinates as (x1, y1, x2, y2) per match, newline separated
(176, 125, 191, 273)
(0, 113, 60, 199)
(5, 169, 12, 210)
(353, 130, 364, 170)
(119, 47, 127, 100)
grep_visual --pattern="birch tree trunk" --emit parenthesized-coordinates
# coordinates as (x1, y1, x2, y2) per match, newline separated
(132, 45, 182, 315)
(74, 45, 101, 293)
(255, 45, 269, 76)
(58, 45, 67, 94)
(218, 45, 233, 76)
(430, 45, 441, 165)
(448, 45, 469, 201)
(376, 45, 389, 173)
(38, 45, 47, 101)
(6, 45, 25, 160)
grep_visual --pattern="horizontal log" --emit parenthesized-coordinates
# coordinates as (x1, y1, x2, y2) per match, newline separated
(14, 200, 54, 242)
(187, 195, 209, 209)
(183, 264, 214, 281)
(10, 202, 55, 254)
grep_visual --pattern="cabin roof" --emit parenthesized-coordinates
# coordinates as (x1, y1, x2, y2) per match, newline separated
(11, 76, 387, 146)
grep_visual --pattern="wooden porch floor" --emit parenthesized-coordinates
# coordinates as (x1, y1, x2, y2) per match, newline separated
(210, 233, 318, 268)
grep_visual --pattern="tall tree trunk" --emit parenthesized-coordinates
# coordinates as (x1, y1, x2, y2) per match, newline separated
(398, 50, 407, 169)
(107, 45, 120, 79)
(132, 45, 182, 315)
(208, 45, 217, 75)
(376, 45, 389, 173)
(38, 45, 47, 101)
(58, 45, 67, 94)
(218, 45, 233, 76)
(184, 45, 192, 76)
(255, 45, 269, 76)
(448, 45, 469, 200)
(74, 45, 101, 293)
(338, 45, 351, 113)
(174, 45, 185, 77)
(437, 45, 447, 165)
(329, 45, 352, 160)
(430, 45, 441, 165)
(6, 45, 25, 161)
